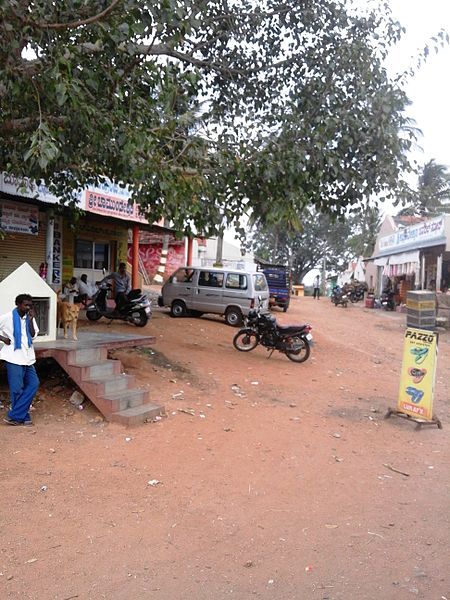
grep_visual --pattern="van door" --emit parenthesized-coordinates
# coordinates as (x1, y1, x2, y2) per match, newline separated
(223, 272, 250, 312)
(164, 268, 196, 308)
(194, 270, 225, 313)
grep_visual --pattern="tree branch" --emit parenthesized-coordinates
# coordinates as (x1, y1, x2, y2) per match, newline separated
(30, 0, 122, 30)
(1, 116, 67, 134)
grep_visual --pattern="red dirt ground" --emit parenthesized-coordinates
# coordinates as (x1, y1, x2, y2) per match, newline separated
(1, 295, 449, 600)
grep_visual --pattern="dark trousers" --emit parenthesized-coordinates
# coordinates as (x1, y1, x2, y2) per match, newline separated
(313, 287, 320, 299)
(6, 363, 39, 422)
(115, 292, 128, 312)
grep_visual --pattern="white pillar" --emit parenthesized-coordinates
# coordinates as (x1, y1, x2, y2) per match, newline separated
(45, 215, 54, 285)
(421, 255, 426, 290)
(436, 253, 443, 291)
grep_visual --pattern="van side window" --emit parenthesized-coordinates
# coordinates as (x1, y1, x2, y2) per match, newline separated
(198, 271, 224, 287)
(226, 273, 248, 290)
(172, 268, 195, 283)
(253, 273, 268, 291)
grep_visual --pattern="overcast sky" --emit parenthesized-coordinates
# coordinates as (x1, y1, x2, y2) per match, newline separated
(387, 0, 450, 168)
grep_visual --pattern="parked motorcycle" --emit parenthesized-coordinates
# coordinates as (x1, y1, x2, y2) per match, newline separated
(349, 287, 365, 303)
(331, 286, 348, 308)
(86, 283, 152, 327)
(232, 300, 312, 363)
(380, 289, 396, 311)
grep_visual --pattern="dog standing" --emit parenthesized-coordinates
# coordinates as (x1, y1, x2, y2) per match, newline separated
(57, 300, 81, 341)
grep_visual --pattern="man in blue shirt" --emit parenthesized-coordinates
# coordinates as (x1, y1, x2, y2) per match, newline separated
(101, 262, 131, 312)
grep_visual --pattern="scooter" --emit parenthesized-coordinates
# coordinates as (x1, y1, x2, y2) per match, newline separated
(86, 283, 152, 327)
(380, 289, 396, 311)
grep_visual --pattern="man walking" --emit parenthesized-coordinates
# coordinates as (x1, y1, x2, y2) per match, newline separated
(0, 294, 39, 426)
(313, 275, 321, 299)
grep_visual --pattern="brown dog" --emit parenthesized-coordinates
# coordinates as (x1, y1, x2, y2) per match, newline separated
(57, 300, 81, 341)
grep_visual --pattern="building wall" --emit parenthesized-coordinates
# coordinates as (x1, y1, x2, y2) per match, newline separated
(366, 215, 398, 292)
(127, 242, 185, 280)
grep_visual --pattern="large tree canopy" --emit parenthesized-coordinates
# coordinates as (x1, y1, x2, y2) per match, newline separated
(0, 0, 415, 234)
(250, 206, 381, 283)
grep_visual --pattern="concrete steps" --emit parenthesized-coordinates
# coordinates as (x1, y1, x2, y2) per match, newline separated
(50, 346, 165, 425)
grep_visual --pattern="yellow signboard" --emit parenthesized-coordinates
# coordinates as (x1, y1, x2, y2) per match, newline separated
(397, 328, 438, 421)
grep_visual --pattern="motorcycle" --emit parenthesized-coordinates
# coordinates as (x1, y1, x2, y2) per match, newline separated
(232, 300, 312, 363)
(86, 283, 152, 327)
(331, 286, 348, 308)
(380, 289, 396, 311)
(349, 287, 365, 303)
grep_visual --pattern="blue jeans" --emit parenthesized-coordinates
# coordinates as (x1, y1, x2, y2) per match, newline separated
(6, 363, 39, 422)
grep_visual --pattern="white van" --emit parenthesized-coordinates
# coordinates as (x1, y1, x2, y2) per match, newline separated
(158, 266, 270, 326)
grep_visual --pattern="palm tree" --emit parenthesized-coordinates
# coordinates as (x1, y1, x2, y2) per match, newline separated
(400, 159, 450, 216)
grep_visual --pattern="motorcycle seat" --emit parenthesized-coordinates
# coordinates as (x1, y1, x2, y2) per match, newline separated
(277, 324, 307, 335)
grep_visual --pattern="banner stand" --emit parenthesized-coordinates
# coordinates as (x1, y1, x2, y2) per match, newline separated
(386, 327, 443, 431)
(384, 408, 442, 430)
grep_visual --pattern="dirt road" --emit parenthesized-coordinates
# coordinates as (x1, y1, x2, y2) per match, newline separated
(1, 296, 449, 600)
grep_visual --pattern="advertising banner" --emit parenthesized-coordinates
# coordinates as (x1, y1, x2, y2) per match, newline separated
(397, 328, 438, 420)
(0, 199, 39, 235)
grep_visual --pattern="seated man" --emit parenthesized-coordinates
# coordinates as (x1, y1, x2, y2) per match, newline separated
(100, 262, 131, 312)
(77, 274, 95, 306)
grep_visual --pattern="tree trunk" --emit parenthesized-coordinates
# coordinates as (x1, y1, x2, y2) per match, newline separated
(152, 221, 170, 284)
(214, 231, 224, 267)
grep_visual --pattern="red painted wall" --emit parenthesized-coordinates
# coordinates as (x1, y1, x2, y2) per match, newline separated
(127, 243, 185, 280)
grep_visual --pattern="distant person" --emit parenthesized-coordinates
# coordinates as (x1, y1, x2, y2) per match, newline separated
(313, 275, 320, 299)
(100, 262, 131, 312)
(0, 294, 39, 426)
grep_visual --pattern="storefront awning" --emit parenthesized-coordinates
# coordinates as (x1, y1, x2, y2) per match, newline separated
(374, 257, 388, 266)
(388, 250, 420, 266)
(382, 250, 420, 277)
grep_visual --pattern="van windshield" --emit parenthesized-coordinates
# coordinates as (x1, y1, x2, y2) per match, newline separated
(253, 273, 268, 291)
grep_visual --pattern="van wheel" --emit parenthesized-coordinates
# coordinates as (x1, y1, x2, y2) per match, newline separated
(171, 300, 187, 317)
(225, 307, 243, 327)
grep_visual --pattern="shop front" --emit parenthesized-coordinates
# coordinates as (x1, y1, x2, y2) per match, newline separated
(1, 174, 169, 290)
(373, 215, 450, 301)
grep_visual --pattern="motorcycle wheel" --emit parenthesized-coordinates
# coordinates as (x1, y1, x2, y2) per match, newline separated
(86, 309, 102, 321)
(285, 336, 310, 363)
(350, 296, 357, 303)
(233, 330, 259, 352)
(133, 310, 148, 327)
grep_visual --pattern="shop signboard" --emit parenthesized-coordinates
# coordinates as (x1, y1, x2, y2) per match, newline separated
(52, 217, 62, 285)
(84, 189, 148, 224)
(0, 199, 39, 235)
(379, 216, 445, 254)
(0, 172, 61, 204)
(397, 327, 438, 421)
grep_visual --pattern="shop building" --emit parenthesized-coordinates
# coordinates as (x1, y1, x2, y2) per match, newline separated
(0, 173, 174, 290)
(367, 214, 450, 301)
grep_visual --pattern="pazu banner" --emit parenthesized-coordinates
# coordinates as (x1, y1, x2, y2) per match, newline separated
(398, 328, 438, 421)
